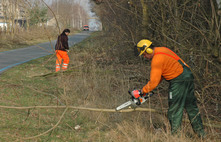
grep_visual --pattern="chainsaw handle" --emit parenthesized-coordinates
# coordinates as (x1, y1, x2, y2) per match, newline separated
(137, 92, 154, 105)
(144, 91, 154, 98)
(128, 90, 154, 97)
(136, 98, 141, 105)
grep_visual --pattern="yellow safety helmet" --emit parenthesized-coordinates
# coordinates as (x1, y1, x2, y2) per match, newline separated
(136, 39, 153, 56)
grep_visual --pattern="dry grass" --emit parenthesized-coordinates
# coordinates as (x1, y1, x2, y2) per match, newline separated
(0, 27, 78, 52)
(45, 33, 219, 141)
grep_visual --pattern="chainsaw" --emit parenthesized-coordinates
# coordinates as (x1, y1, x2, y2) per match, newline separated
(116, 90, 154, 111)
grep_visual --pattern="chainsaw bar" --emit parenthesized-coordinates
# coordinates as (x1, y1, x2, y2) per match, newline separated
(116, 91, 154, 111)
(115, 101, 134, 111)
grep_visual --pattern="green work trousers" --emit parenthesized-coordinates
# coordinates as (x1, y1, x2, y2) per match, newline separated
(168, 60, 205, 137)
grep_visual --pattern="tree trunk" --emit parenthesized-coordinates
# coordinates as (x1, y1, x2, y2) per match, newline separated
(140, 0, 148, 38)
(209, 0, 220, 59)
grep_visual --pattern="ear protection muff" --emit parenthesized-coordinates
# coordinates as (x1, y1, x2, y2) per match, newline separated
(142, 45, 153, 54)
(136, 39, 153, 56)
(145, 46, 153, 54)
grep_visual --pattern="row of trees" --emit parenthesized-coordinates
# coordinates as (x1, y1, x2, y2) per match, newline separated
(0, 0, 89, 34)
(92, 0, 220, 59)
(91, 0, 221, 122)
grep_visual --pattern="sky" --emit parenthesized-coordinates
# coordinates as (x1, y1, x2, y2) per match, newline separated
(45, 0, 102, 31)
(218, 0, 221, 8)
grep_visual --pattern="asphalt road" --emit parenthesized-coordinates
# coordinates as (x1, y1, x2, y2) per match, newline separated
(0, 31, 91, 73)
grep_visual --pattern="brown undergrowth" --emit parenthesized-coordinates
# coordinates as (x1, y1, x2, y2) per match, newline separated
(55, 32, 220, 141)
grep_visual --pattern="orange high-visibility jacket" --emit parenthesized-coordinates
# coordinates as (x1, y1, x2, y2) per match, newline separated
(142, 47, 189, 93)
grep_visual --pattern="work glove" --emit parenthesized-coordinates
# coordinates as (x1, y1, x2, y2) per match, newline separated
(66, 50, 69, 53)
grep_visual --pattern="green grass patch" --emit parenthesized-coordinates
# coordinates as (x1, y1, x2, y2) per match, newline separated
(0, 34, 110, 141)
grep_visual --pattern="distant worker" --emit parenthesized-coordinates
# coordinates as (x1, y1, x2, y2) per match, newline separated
(55, 29, 70, 72)
(135, 39, 205, 137)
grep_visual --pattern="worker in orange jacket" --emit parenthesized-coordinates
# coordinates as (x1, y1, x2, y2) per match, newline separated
(136, 39, 205, 137)
(55, 29, 70, 72)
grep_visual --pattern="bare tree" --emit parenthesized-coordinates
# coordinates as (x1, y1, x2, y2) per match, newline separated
(49, 0, 89, 30)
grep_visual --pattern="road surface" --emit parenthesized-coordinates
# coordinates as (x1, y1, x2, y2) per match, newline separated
(0, 32, 91, 73)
